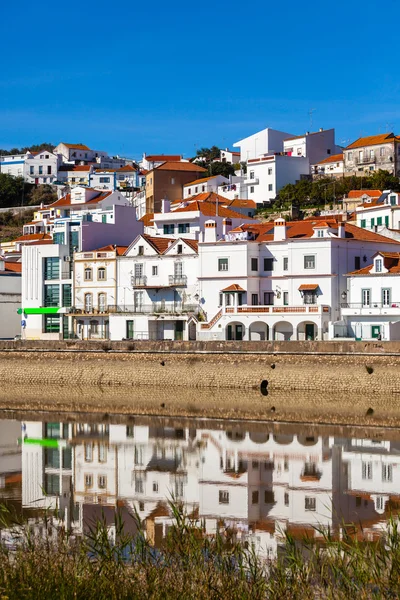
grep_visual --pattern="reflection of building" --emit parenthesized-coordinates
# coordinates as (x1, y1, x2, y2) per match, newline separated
(17, 418, 400, 557)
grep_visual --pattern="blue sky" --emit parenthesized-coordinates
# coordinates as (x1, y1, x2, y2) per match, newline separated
(1, 0, 399, 160)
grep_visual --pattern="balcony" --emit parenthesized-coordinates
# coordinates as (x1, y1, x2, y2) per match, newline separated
(224, 304, 330, 315)
(354, 155, 376, 165)
(168, 275, 187, 286)
(107, 303, 200, 315)
(243, 177, 259, 185)
(131, 275, 147, 287)
(341, 302, 400, 316)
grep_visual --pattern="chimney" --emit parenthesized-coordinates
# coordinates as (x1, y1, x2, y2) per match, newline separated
(161, 198, 171, 213)
(204, 219, 217, 242)
(273, 218, 287, 242)
(319, 128, 323, 132)
(222, 218, 232, 236)
(306, 132, 309, 136)
(0, 258, 5, 272)
(337, 222, 346, 238)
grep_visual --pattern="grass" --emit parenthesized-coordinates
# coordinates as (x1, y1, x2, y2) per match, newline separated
(0, 502, 400, 598)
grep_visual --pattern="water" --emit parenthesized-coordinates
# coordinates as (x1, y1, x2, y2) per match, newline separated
(1, 413, 399, 558)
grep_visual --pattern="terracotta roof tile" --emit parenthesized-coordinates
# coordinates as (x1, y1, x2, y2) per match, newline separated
(146, 155, 182, 162)
(346, 133, 396, 149)
(48, 191, 112, 208)
(142, 235, 175, 254)
(139, 213, 154, 227)
(154, 162, 207, 173)
(316, 153, 344, 164)
(348, 252, 400, 275)
(117, 165, 136, 172)
(3, 261, 22, 273)
(221, 284, 245, 292)
(60, 143, 91, 150)
(347, 189, 382, 199)
(185, 176, 220, 186)
(172, 201, 253, 220)
(299, 283, 319, 290)
(13, 233, 52, 242)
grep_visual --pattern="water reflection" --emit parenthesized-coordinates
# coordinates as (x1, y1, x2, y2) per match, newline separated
(1, 415, 400, 558)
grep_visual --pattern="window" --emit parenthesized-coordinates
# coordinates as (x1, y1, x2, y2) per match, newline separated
(375, 259, 383, 273)
(218, 258, 228, 271)
(177, 244, 183, 254)
(126, 320, 134, 339)
(382, 464, 393, 482)
(84, 293, 93, 312)
(97, 267, 106, 281)
(163, 224, 175, 235)
(283, 257, 288, 271)
(135, 478, 144, 494)
(152, 481, 159, 492)
(54, 233, 65, 246)
(84, 268, 92, 281)
(250, 186, 254, 193)
(283, 291, 289, 305)
(251, 257, 258, 271)
(252, 460, 259, 469)
(284, 492, 289, 506)
(361, 219, 366, 228)
(30, 166, 34, 175)
(85, 474, 93, 488)
(317, 229, 324, 237)
(45, 423, 60, 439)
(264, 490, 274, 504)
(385, 215, 389, 227)
(99, 177, 110, 183)
(264, 292, 274, 306)
(362, 289, 371, 307)
(382, 288, 391, 307)
(268, 184, 273, 191)
(303, 290, 317, 305)
(251, 293, 259, 306)
(44, 474, 60, 496)
(44, 285, 60, 307)
(370, 149, 375, 159)
(219, 490, 229, 504)
(354, 256, 361, 270)
(219, 293, 223, 306)
(138, 245, 144, 256)
(47, 165, 52, 174)
(252, 491, 259, 504)
(362, 461, 372, 480)
(178, 223, 189, 234)
(380, 147, 385, 157)
(188, 188, 191, 195)
(348, 152, 353, 161)
(98, 475, 107, 489)
(250, 170, 255, 179)
(264, 257, 274, 271)
(44, 257, 59, 280)
(98, 293, 106, 312)
(62, 284, 72, 307)
(304, 255, 315, 269)
(174, 261, 183, 278)
(134, 263, 143, 278)
(126, 425, 134, 438)
(63, 447, 72, 469)
(152, 265, 158, 276)
(39, 166, 43, 175)
(84, 443, 93, 462)
(305, 497, 316, 511)
(268, 167, 272, 175)
(390, 195, 397, 206)
(377, 217, 382, 226)
(45, 448, 60, 468)
(238, 293, 243, 306)
(90, 319, 99, 334)
(134, 446, 144, 466)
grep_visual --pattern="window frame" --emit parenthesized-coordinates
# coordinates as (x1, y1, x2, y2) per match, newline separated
(304, 255, 316, 270)
(218, 258, 229, 272)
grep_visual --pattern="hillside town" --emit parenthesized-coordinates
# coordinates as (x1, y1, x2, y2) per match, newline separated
(2, 129, 400, 343)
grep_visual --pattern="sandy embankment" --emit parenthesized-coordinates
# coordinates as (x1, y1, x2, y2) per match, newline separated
(1, 350, 400, 426)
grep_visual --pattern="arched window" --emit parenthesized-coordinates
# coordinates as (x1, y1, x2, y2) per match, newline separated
(84, 268, 92, 281)
(84, 293, 92, 312)
(98, 268, 106, 281)
(98, 293, 106, 312)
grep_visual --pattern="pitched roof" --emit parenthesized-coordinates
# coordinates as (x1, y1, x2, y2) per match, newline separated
(185, 176, 220, 186)
(13, 233, 52, 242)
(154, 162, 207, 173)
(117, 165, 136, 172)
(146, 155, 182, 162)
(317, 153, 344, 165)
(48, 191, 113, 208)
(139, 213, 154, 227)
(346, 133, 397, 149)
(58, 165, 91, 172)
(172, 201, 253, 220)
(221, 284, 245, 292)
(60, 143, 91, 150)
(90, 244, 128, 256)
(141, 235, 175, 254)
(3, 261, 22, 273)
(229, 220, 400, 245)
(348, 252, 400, 275)
(298, 283, 319, 290)
(347, 189, 382, 199)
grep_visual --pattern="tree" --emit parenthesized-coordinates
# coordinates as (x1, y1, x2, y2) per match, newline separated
(0, 142, 55, 156)
(195, 146, 221, 162)
(0, 174, 33, 208)
(29, 184, 57, 206)
(367, 170, 400, 191)
(208, 161, 236, 178)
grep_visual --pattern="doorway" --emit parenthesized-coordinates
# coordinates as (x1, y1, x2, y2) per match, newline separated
(371, 325, 381, 339)
(227, 323, 244, 341)
(305, 323, 315, 341)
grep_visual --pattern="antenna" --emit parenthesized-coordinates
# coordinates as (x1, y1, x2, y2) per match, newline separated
(308, 108, 316, 130)
(386, 122, 394, 133)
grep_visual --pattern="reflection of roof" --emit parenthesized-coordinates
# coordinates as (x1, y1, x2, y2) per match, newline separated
(346, 133, 397, 149)
(298, 284, 318, 291)
(221, 284, 245, 292)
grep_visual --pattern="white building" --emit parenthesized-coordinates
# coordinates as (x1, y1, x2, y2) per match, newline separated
(197, 217, 400, 341)
(219, 148, 241, 164)
(356, 190, 400, 231)
(140, 154, 183, 171)
(54, 143, 108, 165)
(283, 128, 342, 166)
(183, 175, 229, 199)
(0, 258, 21, 339)
(0, 150, 60, 184)
(341, 251, 400, 340)
(245, 154, 309, 203)
(233, 127, 294, 162)
(312, 153, 344, 178)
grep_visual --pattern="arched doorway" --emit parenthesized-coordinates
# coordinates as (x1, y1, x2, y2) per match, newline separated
(249, 432, 270, 444)
(226, 321, 245, 341)
(273, 321, 293, 341)
(297, 321, 318, 341)
(249, 321, 269, 341)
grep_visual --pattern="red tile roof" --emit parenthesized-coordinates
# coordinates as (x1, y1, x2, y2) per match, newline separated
(230, 220, 400, 245)
(146, 155, 182, 162)
(60, 143, 91, 150)
(172, 201, 253, 220)
(117, 165, 136, 172)
(348, 252, 400, 275)
(317, 153, 344, 165)
(221, 284, 245, 292)
(3, 261, 22, 273)
(185, 176, 220, 186)
(48, 191, 113, 208)
(141, 235, 175, 254)
(139, 213, 154, 227)
(299, 283, 318, 290)
(13, 233, 52, 243)
(89, 244, 128, 256)
(154, 162, 207, 173)
(346, 133, 397, 150)
(347, 189, 382, 199)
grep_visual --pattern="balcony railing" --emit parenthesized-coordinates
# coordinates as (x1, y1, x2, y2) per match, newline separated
(131, 276, 147, 287)
(224, 304, 330, 315)
(341, 302, 400, 314)
(244, 177, 259, 185)
(354, 155, 376, 165)
(168, 275, 187, 286)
